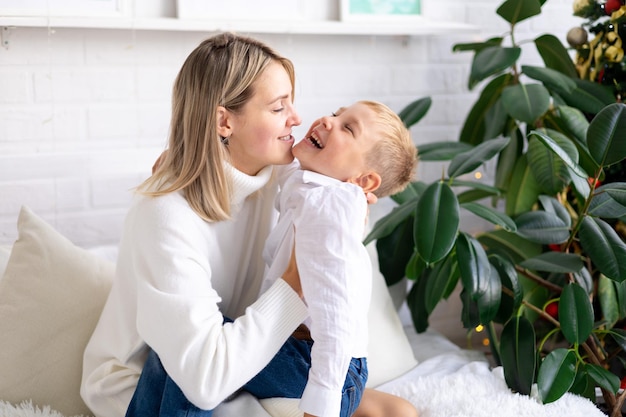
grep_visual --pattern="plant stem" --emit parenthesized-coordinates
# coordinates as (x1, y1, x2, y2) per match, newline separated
(514, 265, 563, 293)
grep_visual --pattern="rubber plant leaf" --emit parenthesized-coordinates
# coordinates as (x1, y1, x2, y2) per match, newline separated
(500, 316, 536, 395)
(364, 198, 417, 244)
(414, 181, 460, 264)
(483, 98, 509, 140)
(495, 126, 523, 192)
(587, 103, 626, 168)
(451, 179, 503, 196)
(519, 252, 583, 273)
(538, 195, 572, 227)
(424, 255, 460, 314)
(515, 211, 570, 244)
(391, 180, 426, 205)
(461, 202, 517, 232)
(537, 348, 576, 403)
(448, 137, 510, 178)
(374, 218, 415, 286)
(579, 216, 626, 282)
(477, 229, 542, 265)
(584, 363, 620, 394)
(407, 270, 429, 333)
(490, 254, 522, 324)
(598, 274, 619, 328)
(559, 283, 594, 344)
(527, 129, 580, 195)
(521, 65, 576, 95)
(589, 183, 626, 219)
(456, 232, 491, 299)
(528, 129, 587, 179)
(534, 34, 579, 78)
(469, 46, 521, 90)
(609, 328, 626, 351)
(453, 37, 503, 53)
(460, 73, 514, 145)
(501, 83, 551, 126)
(496, 0, 541, 25)
(559, 79, 617, 115)
(417, 141, 473, 161)
(476, 258, 502, 324)
(398, 96, 432, 128)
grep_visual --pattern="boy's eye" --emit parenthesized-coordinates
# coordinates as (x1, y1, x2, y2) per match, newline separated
(344, 124, 353, 134)
(331, 112, 337, 117)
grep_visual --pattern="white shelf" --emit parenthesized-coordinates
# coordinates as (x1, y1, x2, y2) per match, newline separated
(0, 16, 478, 36)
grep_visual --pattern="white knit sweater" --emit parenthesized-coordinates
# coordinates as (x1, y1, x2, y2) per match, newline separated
(81, 164, 309, 417)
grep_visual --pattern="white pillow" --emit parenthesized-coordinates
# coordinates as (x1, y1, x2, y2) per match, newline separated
(260, 242, 419, 417)
(0, 206, 114, 417)
(0, 244, 11, 281)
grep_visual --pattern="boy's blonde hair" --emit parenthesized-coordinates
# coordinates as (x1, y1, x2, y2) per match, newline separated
(360, 100, 418, 198)
(138, 32, 295, 222)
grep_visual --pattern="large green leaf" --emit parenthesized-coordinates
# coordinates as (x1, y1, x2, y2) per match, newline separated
(537, 348, 576, 403)
(399, 97, 432, 128)
(476, 260, 502, 324)
(448, 137, 510, 178)
(451, 179, 503, 196)
(469, 46, 521, 90)
(528, 129, 588, 179)
(491, 254, 522, 323)
(560, 283, 594, 344)
(519, 252, 583, 273)
(364, 198, 417, 244)
(452, 37, 503, 53)
(599, 274, 620, 328)
(500, 316, 537, 395)
(391, 181, 425, 205)
(559, 78, 616, 114)
(527, 130, 580, 195)
(456, 232, 491, 299)
(521, 65, 576, 95)
(496, 0, 541, 25)
(501, 83, 551, 125)
(415, 182, 460, 264)
(579, 216, 626, 282)
(460, 74, 514, 145)
(407, 273, 429, 333)
(515, 211, 570, 244)
(374, 218, 415, 286)
(478, 229, 542, 264)
(534, 34, 579, 78)
(587, 103, 626, 168)
(589, 182, 626, 219)
(495, 127, 523, 192)
(416, 141, 473, 161)
(461, 202, 517, 232)
(538, 195, 572, 227)
(585, 363, 620, 394)
(424, 255, 460, 314)
(483, 98, 509, 140)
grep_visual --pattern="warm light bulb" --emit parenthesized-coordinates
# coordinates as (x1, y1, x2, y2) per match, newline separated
(482, 338, 490, 346)
(475, 324, 484, 332)
(474, 172, 482, 179)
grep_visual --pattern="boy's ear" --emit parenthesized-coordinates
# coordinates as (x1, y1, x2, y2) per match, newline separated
(352, 172, 382, 195)
(216, 106, 233, 138)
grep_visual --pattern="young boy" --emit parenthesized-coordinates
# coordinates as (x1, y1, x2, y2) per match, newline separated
(246, 100, 418, 417)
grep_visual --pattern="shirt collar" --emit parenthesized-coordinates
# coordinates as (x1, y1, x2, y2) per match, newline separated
(300, 169, 343, 187)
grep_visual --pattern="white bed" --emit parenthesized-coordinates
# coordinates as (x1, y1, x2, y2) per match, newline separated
(0, 207, 608, 417)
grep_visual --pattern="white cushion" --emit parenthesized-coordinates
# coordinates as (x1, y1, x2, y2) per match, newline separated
(0, 244, 11, 282)
(0, 206, 114, 417)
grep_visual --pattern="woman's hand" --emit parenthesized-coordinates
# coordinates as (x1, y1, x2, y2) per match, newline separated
(281, 245, 302, 297)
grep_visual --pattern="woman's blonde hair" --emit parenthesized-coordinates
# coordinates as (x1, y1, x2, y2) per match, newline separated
(138, 32, 295, 222)
(360, 100, 418, 198)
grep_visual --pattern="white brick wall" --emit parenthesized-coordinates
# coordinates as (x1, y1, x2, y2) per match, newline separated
(0, 0, 582, 247)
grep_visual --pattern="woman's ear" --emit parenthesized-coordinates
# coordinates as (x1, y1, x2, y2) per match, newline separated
(216, 106, 233, 138)
(352, 172, 382, 195)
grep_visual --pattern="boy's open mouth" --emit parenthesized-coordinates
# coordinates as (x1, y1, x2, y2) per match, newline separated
(307, 132, 323, 149)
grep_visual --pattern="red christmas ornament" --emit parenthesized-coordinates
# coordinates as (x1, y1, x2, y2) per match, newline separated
(545, 301, 559, 319)
(605, 0, 624, 15)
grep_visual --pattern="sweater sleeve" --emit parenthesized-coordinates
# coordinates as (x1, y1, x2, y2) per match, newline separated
(132, 197, 308, 410)
(292, 184, 368, 417)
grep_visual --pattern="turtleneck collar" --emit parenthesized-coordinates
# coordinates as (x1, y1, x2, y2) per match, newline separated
(225, 163, 274, 207)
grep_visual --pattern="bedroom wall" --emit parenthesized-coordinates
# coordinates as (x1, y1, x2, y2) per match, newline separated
(0, 0, 581, 248)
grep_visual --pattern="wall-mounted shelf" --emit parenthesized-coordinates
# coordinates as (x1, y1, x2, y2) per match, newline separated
(0, 16, 478, 37)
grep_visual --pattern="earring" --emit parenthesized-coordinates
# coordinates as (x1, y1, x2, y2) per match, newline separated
(220, 135, 230, 145)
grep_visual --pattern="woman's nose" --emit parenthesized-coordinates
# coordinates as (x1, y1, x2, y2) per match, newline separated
(290, 109, 302, 127)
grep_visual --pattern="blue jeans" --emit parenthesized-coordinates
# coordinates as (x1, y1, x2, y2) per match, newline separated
(125, 334, 368, 417)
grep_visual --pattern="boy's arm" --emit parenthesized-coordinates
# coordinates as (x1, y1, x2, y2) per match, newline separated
(293, 184, 369, 417)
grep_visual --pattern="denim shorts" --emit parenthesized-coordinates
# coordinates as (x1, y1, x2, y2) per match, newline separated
(125, 332, 368, 417)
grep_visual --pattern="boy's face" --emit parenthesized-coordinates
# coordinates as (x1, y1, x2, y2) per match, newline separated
(293, 102, 381, 184)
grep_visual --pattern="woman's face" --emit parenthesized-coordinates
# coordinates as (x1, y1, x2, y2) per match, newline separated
(227, 62, 301, 176)
(293, 102, 381, 182)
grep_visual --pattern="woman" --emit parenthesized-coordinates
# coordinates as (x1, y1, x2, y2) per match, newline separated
(81, 32, 416, 417)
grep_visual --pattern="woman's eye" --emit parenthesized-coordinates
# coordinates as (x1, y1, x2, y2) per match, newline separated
(273, 107, 285, 113)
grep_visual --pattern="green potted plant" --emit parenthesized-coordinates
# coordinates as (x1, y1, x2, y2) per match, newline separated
(366, 0, 626, 416)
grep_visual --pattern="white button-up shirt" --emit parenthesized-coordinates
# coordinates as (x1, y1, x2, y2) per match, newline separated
(262, 163, 372, 417)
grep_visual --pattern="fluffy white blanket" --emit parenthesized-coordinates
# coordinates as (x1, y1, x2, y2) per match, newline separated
(375, 352, 608, 417)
